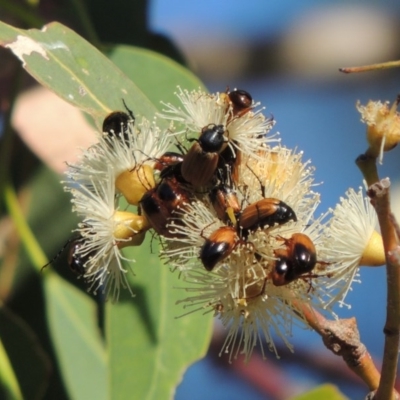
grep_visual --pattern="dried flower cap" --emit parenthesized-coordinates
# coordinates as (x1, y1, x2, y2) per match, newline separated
(357, 98, 400, 163)
(317, 187, 384, 308)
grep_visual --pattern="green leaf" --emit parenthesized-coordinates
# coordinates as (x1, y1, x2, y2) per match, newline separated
(0, 21, 160, 129)
(106, 45, 205, 109)
(43, 274, 107, 400)
(106, 238, 213, 400)
(289, 384, 349, 400)
(0, 307, 44, 400)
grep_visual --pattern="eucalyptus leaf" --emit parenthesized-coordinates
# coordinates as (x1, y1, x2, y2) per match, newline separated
(0, 21, 160, 129)
(0, 306, 47, 400)
(44, 274, 107, 400)
(106, 45, 205, 109)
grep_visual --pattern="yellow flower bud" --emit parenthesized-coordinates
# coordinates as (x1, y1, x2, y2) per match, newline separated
(359, 230, 385, 266)
(113, 211, 150, 247)
(115, 165, 155, 205)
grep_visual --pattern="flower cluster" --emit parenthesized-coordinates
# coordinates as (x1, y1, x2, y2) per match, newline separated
(63, 87, 385, 360)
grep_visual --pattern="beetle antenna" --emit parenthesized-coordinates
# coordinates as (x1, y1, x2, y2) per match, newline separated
(41, 237, 75, 272)
(121, 99, 135, 122)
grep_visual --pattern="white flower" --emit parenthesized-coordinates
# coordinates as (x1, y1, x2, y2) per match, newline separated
(176, 267, 306, 362)
(159, 87, 279, 159)
(66, 116, 173, 205)
(161, 150, 333, 360)
(65, 170, 148, 300)
(241, 145, 320, 221)
(316, 187, 385, 308)
(167, 202, 329, 360)
(160, 87, 229, 132)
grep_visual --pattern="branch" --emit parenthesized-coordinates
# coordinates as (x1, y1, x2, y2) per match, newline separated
(339, 60, 400, 74)
(367, 180, 400, 400)
(356, 154, 400, 400)
(294, 301, 381, 391)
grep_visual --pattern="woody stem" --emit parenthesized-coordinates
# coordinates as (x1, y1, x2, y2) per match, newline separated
(356, 153, 400, 400)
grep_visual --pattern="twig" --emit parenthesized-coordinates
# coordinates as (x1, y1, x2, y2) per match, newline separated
(367, 180, 400, 400)
(293, 300, 382, 392)
(339, 60, 400, 74)
(356, 153, 400, 400)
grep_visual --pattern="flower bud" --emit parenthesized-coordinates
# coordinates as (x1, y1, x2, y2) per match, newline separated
(113, 211, 150, 247)
(359, 230, 385, 266)
(115, 165, 155, 205)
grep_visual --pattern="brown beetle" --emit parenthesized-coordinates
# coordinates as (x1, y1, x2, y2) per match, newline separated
(199, 226, 239, 271)
(270, 233, 317, 286)
(154, 152, 184, 172)
(216, 88, 253, 184)
(228, 89, 253, 118)
(181, 124, 227, 187)
(139, 175, 192, 238)
(238, 198, 297, 236)
(209, 183, 241, 224)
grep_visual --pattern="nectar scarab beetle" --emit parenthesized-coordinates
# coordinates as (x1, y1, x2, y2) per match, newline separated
(209, 183, 241, 224)
(41, 235, 88, 276)
(238, 198, 297, 236)
(270, 233, 317, 286)
(228, 89, 253, 117)
(67, 236, 88, 276)
(198, 124, 227, 153)
(139, 176, 192, 238)
(200, 226, 239, 271)
(154, 152, 184, 172)
(181, 124, 228, 187)
(102, 111, 132, 137)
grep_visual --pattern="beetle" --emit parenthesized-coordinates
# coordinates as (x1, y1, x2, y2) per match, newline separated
(228, 89, 253, 117)
(209, 182, 241, 224)
(102, 100, 135, 143)
(41, 235, 87, 276)
(270, 233, 317, 286)
(154, 152, 184, 172)
(199, 226, 239, 271)
(217, 143, 241, 185)
(102, 111, 132, 138)
(67, 236, 88, 275)
(139, 175, 192, 238)
(238, 198, 297, 236)
(181, 124, 227, 187)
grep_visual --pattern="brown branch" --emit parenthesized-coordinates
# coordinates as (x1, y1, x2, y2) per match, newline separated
(293, 301, 382, 391)
(339, 60, 400, 74)
(356, 152, 400, 399)
(367, 180, 400, 400)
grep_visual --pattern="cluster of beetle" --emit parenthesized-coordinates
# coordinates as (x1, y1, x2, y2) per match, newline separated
(46, 89, 321, 292)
